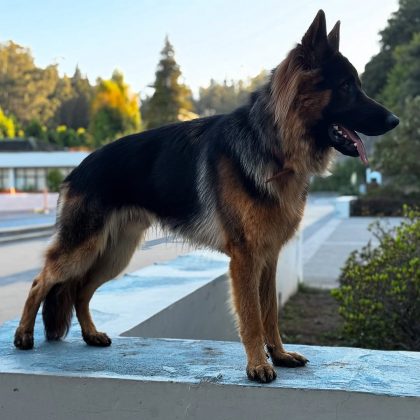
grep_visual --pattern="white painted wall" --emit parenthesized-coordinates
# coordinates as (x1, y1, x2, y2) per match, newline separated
(122, 236, 302, 341)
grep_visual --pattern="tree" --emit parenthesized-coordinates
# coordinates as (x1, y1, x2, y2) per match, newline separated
(362, 0, 420, 99)
(144, 37, 194, 128)
(89, 70, 141, 147)
(362, 0, 420, 194)
(194, 70, 268, 116)
(24, 119, 46, 140)
(47, 169, 64, 192)
(310, 158, 365, 195)
(373, 96, 420, 191)
(0, 107, 15, 138)
(379, 33, 420, 112)
(0, 41, 60, 125)
(55, 66, 93, 129)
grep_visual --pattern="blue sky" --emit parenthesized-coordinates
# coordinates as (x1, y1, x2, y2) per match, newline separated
(1, 0, 398, 97)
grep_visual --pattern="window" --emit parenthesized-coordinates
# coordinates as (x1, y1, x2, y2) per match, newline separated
(15, 168, 48, 191)
(0, 169, 9, 190)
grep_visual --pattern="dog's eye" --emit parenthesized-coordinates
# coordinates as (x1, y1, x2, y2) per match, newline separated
(340, 80, 351, 92)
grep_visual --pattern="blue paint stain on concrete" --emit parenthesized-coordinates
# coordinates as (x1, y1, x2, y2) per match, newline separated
(1, 249, 419, 398)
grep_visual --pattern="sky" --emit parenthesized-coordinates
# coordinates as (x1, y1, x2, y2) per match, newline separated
(1, 0, 398, 97)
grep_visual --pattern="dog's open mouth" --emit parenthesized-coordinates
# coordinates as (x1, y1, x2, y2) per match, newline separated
(328, 124, 369, 165)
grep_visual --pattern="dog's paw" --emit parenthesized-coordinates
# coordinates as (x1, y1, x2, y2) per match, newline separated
(14, 328, 34, 350)
(246, 362, 277, 383)
(270, 350, 308, 367)
(83, 332, 112, 347)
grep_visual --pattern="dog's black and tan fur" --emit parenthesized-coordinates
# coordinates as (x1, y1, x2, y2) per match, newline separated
(15, 10, 399, 383)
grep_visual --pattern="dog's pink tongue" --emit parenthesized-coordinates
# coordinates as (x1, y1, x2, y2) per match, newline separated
(341, 126, 369, 166)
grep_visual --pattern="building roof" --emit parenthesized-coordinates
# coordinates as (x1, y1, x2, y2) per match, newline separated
(0, 138, 64, 152)
(0, 152, 90, 169)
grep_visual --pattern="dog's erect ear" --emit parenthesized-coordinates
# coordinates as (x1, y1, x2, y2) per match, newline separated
(301, 10, 330, 66)
(328, 20, 340, 52)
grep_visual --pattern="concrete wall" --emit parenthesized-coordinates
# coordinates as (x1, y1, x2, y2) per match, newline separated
(1, 335, 419, 420)
(276, 233, 302, 305)
(122, 274, 239, 340)
(2, 373, 419, 420)
(122, 236, 301, 341)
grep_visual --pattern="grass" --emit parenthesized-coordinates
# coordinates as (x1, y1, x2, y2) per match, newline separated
(279, 284, 351, 347)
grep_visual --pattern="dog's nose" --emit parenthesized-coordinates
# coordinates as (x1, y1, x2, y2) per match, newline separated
(386, 113, 399, 129)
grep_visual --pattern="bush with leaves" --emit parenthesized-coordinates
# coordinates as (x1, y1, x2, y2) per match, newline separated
(310, 158, 365, 195)
(0, 107, 15, 138)
(332, 207, 420, 350)
(47, 169, 64, 192)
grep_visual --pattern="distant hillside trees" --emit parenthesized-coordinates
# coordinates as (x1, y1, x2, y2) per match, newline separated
(0, 36, 270, 148)
(194, 70, 268, 116)
(0, 41, 60, 126)
(55, 67, 93, 130)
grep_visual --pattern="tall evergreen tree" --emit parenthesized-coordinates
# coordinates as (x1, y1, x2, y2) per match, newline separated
(144, 37, 194, 128)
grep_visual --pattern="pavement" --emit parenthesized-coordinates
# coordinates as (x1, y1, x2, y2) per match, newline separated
(302, 207, 402, 288)
(0, 192, 59, 213)
(0, 211, 56, 229)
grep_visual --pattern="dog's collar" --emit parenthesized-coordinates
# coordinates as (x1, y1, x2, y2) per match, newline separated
(265, 168, 293, 183)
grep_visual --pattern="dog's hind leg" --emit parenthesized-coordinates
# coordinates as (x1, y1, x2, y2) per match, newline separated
(259, 256, 308, 367)
(75, 215, 150, 347)
(13, 269, 53, 349)
(14, 234, 104, 350)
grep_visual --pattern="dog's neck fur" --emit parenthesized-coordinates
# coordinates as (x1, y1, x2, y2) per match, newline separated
(248, 48, 333, 182)
(223, 47, 334, 201)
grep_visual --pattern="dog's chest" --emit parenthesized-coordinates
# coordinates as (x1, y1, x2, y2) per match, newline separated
(269, 175, 308, 243)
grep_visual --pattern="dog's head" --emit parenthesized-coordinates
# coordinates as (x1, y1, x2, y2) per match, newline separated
(272, 10, 399, 165)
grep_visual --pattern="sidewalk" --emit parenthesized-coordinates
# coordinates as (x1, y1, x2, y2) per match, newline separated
(303, 216, 402, 288)
(0, 192, 59, 213)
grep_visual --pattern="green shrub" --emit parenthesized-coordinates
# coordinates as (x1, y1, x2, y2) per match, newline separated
(47, 169, 64, 192)
(310, 158, 365, 194)
(350, 187, 420, 216)
(332, 207, 420, 350)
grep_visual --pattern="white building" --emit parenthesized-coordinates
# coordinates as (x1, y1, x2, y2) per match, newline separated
(0, 151, 89, 191)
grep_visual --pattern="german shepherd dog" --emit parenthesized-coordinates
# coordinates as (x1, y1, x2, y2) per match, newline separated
(15, 10, 399, 383)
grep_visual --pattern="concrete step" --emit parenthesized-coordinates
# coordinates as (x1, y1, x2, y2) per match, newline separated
(0, 223, 54, 243)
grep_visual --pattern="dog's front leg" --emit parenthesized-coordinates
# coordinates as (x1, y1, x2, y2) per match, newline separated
(229, 246, 277, 383)
(259, 258, 308, 368)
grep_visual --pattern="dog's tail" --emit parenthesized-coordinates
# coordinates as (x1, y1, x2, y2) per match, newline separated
(42, 282, 77, 340)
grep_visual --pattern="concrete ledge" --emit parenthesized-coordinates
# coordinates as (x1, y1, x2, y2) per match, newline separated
(335, 195, 357, 218)
(0, 333, 419, 419)
(0, 223, 54, 243)
(74, 247, 300, 341)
